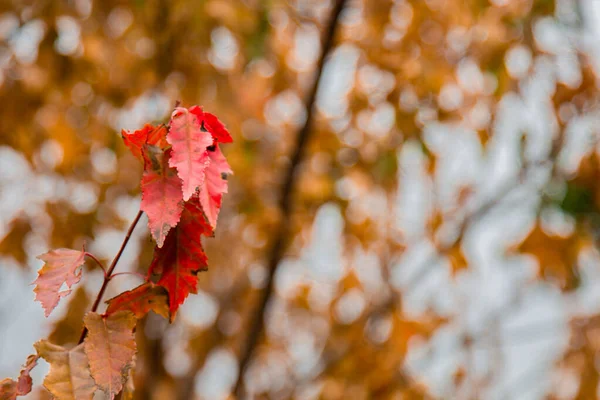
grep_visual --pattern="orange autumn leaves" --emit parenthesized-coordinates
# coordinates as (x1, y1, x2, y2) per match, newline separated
(33, 313, 134, 400)
(517, 223, 591, 291)
(33, 312, 136, 400)
(0, 105, 233, 400)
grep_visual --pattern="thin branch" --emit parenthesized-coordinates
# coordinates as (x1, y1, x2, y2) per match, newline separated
(233, 0, 348, 396)
(109, 271, 147, 281)
(78, 210, 144, 344)
(84, 252, 107, 277)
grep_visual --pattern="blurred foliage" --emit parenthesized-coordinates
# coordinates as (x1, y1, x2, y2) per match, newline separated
(1, 0, 600, 399)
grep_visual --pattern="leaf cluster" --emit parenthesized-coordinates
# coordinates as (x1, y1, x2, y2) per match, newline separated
(0, 105, 233, 399)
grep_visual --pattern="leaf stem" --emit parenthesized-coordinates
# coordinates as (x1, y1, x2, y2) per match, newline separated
(84, 252, 107, 277)
(109, 272, 146, 281)
(78, 210, 144, 344)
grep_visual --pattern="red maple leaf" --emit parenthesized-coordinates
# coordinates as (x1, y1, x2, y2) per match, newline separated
(148, 197, 213, 319)
(199, 144, 232, 229)
(119, 106, 233, 319)
(189, 106, 233, 143)
(140, 145, 184, 247)
(167, 107, 213, 201)
(121, 124, 168, 160)
(105, 282, 169, 320)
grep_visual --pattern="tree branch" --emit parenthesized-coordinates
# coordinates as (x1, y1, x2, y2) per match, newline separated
(233, 0, 348, 396)
(78, 210, 144, 344)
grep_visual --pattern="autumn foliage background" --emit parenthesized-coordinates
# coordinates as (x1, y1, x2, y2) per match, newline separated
(2, 0, 600, 399)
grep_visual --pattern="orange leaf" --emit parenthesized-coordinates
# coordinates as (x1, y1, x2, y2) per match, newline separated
(34, 340, 97, 400)
(33, 248, 86, 317)
(518, 224, 590, 291)
(105, 282, 169, 320)
(121, 124, 168, 161)
(83, 311, 137, 400)
(447, 242, 468, 276)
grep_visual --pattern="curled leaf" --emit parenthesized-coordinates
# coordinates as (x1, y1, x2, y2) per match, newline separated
(121, 124, 168, 160)
(0, 380, 17, 400)
(33, 248, 87, 317)
(105, 282, 169, 320)
(34, 340, 97, 400)
(189, 105, 233, 143)
(0, 354, 38, 400)
(167, 107, 213, 201)
(83, 311, 137, 400)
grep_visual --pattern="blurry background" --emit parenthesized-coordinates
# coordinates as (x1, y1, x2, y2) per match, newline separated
(1, 0, 600, 399)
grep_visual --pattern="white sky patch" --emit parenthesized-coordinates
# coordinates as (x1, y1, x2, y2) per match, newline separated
(195, 348, 239, 400)
(209, 26, 239, 72)
(287, 24, 321, 72)
(54, 16, 81, 56)
(316, 44, 360, 119)
(9, 19, 46, 64)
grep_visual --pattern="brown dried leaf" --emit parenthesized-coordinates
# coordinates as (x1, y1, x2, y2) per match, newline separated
(0, 354, 38, 400)
(34, 340, 96, 400)
(83, 311, 137, 399)
(0, 380, 16, 400)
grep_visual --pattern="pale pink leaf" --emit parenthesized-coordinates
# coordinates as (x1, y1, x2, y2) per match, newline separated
(33, 248, 86, 317)
(167, 107, 213, 201)
(199, 145, 232, 229)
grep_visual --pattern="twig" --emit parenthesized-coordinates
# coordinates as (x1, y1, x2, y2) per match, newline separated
(109, 271, 147, 281)
(78, 210, 144, 344)
(233, 0, 348, 396)
(84, 252, 107, 276)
